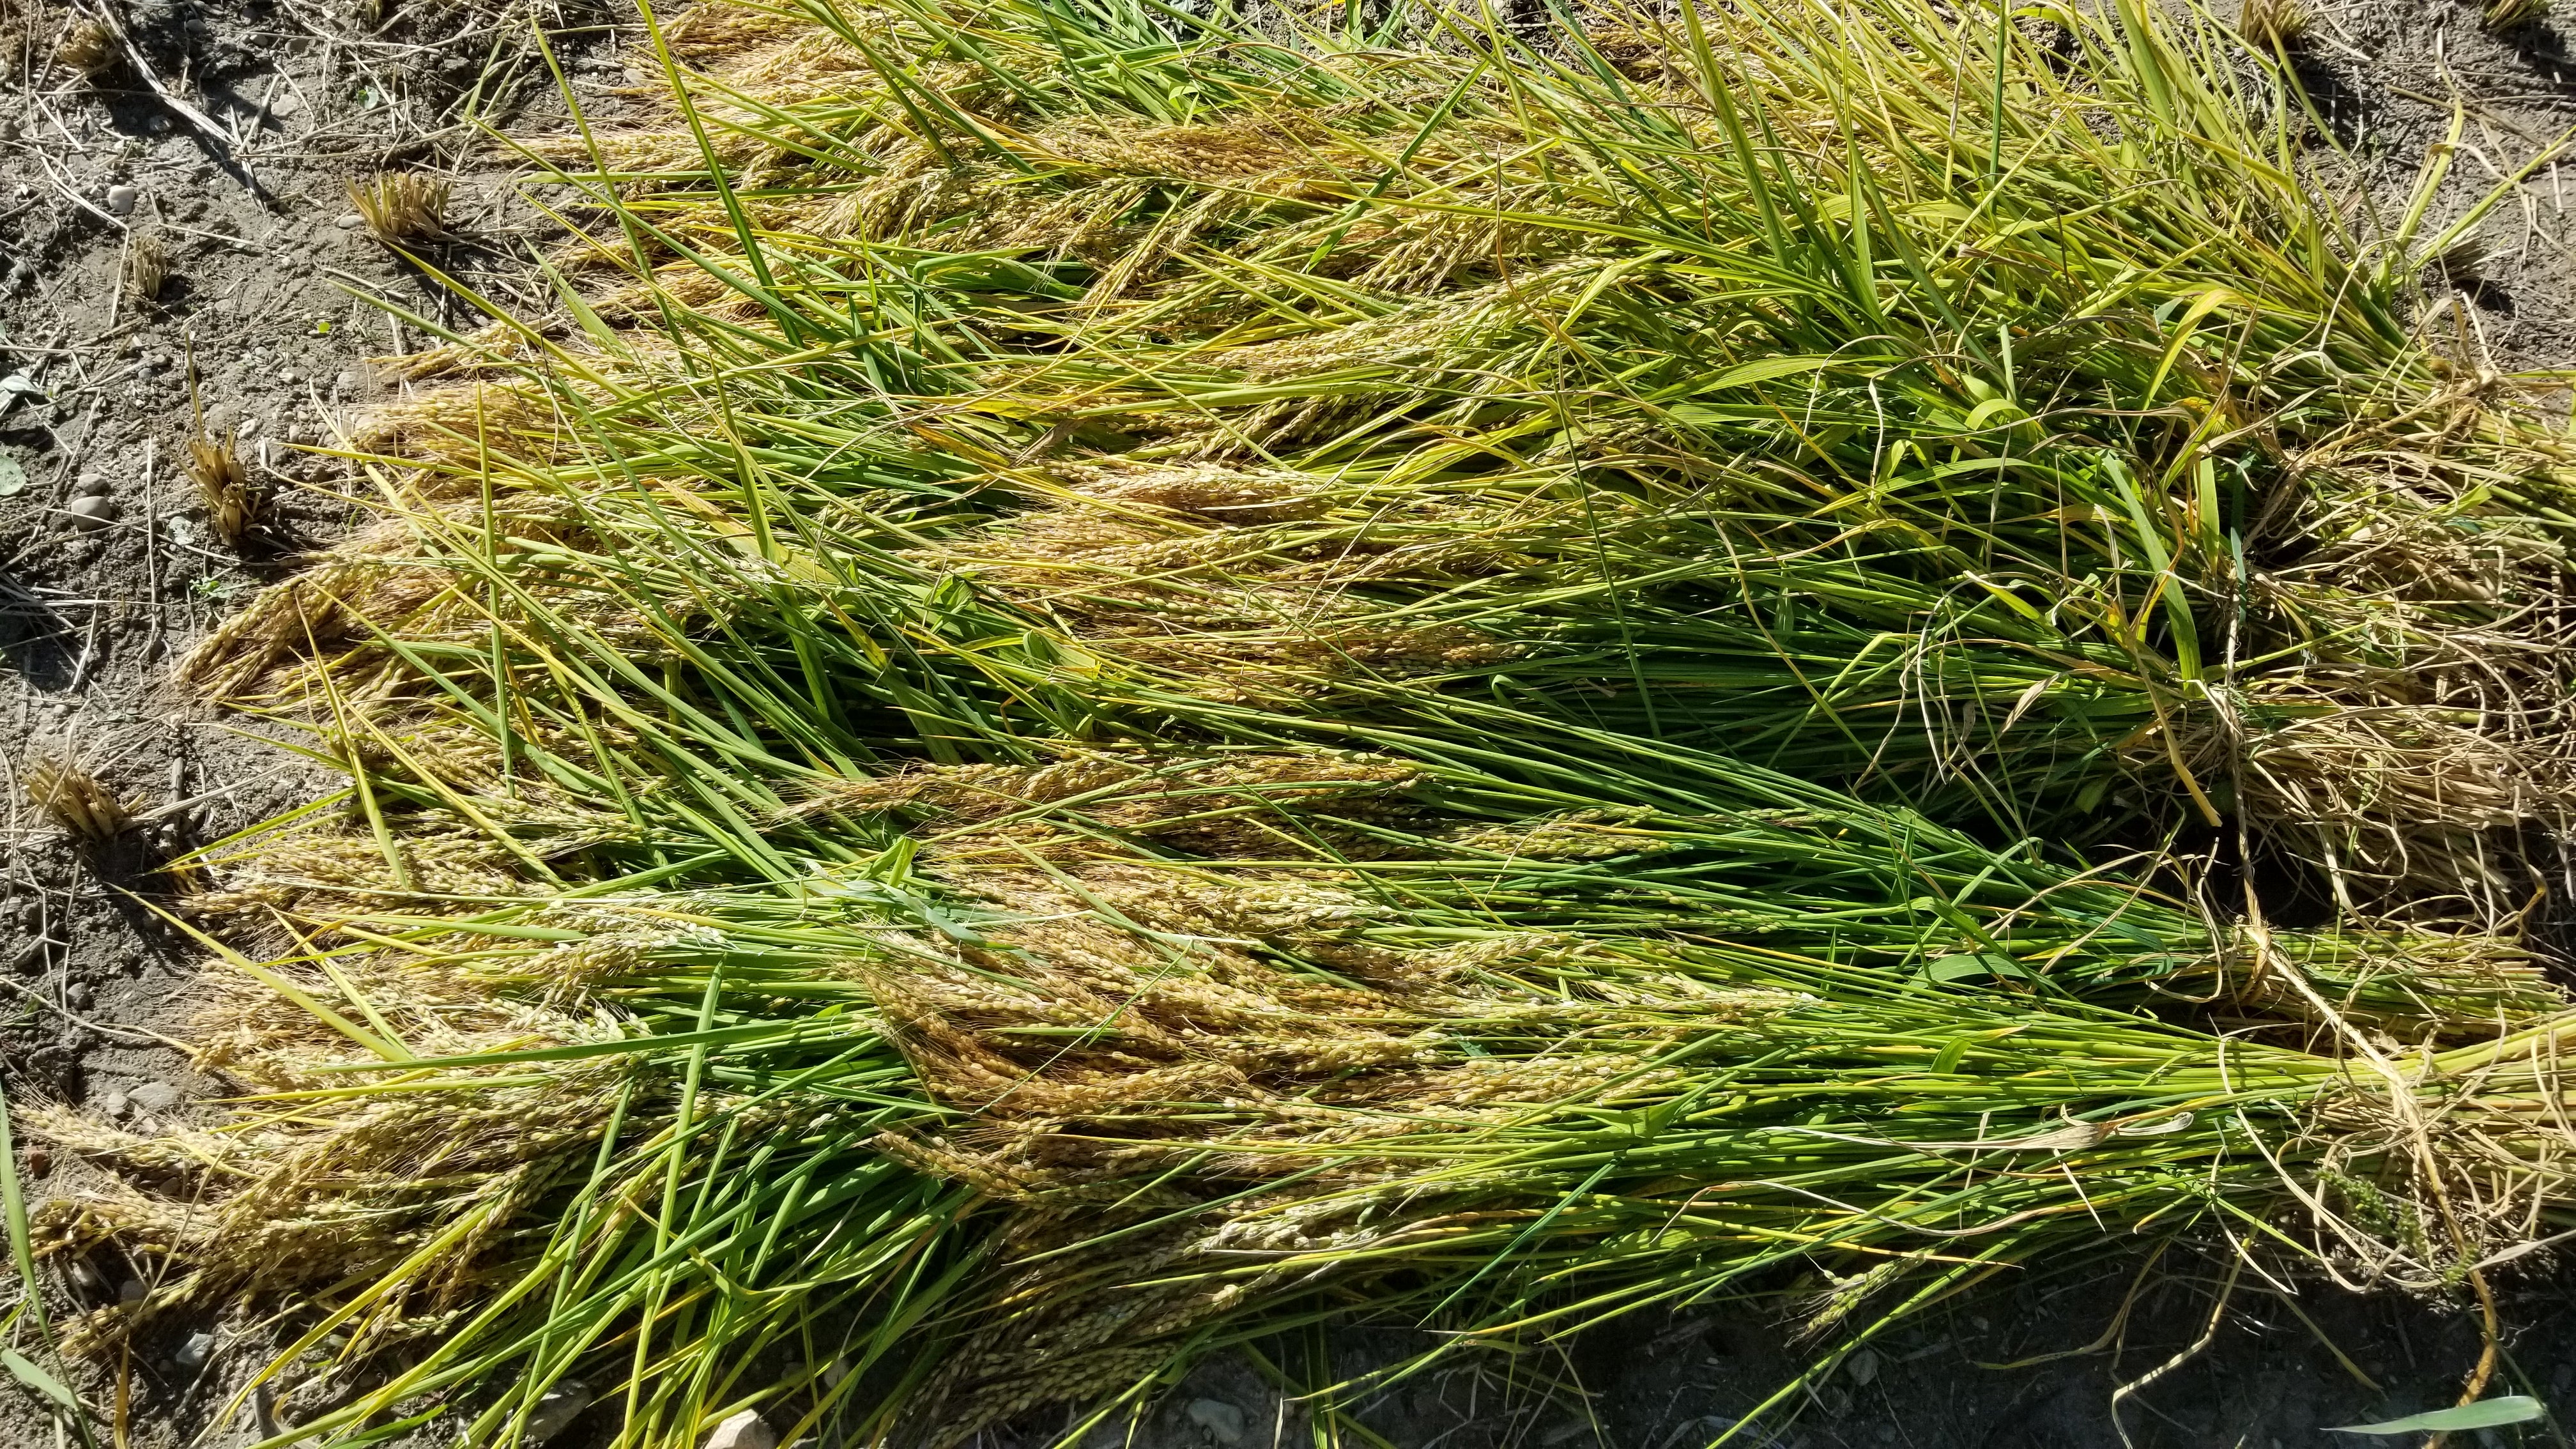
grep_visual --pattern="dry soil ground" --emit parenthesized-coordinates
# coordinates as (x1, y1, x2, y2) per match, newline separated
(7, 0, 2576, 1445)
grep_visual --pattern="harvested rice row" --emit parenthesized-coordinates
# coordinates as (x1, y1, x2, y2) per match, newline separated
(22, 0, 2576, 1446)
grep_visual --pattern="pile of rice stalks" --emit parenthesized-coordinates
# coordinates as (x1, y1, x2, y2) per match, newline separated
(24, 0, 2576, 1444)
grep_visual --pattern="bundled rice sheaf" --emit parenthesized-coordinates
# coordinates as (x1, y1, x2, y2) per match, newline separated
(22, 0, 2576, 1445)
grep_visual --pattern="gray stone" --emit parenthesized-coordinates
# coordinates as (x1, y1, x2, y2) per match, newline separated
(96, 1088, 130, 1119)
(174, 1331, 215, 1369)
(704, 1409, 777, 1449)
(525, 1378, 590, 1442)
(104, 184, 139, 216)
(72, 473, 110, 496)
(117, 1278, 146, 1307)
(1186, 1399, 1248, 1445)
(334, 212, 364, 231)
(67, 494, 117, 530)
(128, 1082, 180, 1114)
(268, 91, 302, 118)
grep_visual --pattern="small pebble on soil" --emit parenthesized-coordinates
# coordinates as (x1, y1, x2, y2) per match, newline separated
(525, 1378, 590, 1441)
(1186, 1400, 1247, 1445)
(704, 1408, 776, 1449)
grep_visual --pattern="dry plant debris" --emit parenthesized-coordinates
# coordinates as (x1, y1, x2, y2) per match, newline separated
(28, 0, 2576, 1445)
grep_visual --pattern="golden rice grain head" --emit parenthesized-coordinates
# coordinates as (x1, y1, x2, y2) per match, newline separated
(347, 172, 452, 245)
(24, 754, 132, 840)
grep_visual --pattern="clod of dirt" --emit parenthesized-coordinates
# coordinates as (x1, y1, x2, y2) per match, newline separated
(525, 1379, 592, 1441)
(1186, 1400, 1248, 1445)
(704, 1409, 776, 1449)
(128, 1082, 178, 1114)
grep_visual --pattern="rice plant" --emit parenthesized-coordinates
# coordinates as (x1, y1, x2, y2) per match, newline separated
(185, 428, 260, 547)
(32, 0, 2576, 1443)
(24, 755, 130, 841)
(2239, 0, 2308, 45)
(254, 0, 2570, 910)
(346, 171, 452, 246)
(120, 232, 168, 305)
(2483, 0, 2550, 32)
(52, 15, 115, 77)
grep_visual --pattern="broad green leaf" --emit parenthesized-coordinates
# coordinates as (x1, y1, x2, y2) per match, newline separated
(2329, 1397, 2545, 1434)
(0, 1347, 80, 1414)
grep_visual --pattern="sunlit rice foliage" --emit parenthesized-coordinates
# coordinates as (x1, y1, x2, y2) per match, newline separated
(25, 0, 2576, 1445)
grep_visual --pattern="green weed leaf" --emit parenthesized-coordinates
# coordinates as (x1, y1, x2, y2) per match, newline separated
(2329, 1397, 2545, 1434)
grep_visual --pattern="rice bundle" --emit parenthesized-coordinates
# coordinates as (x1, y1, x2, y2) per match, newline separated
(26, 0, 2576, 1445)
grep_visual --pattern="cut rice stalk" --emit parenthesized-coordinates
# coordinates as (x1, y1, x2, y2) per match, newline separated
(38, 0, 2576, 1443)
